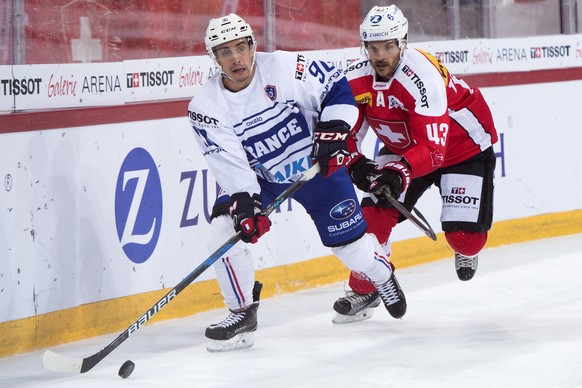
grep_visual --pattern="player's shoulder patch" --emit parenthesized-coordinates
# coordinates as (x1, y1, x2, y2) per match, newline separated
(415, 48, 450, 85)
(346, 58, 374, 104)
(354, 91, 373, 106)
(263, 50, 309, 81)
(294, 52, 308, 80)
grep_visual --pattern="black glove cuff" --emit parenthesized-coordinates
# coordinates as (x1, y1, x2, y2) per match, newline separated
(314, 119, 351, 135)
(348, 156, 376, 191)
(250, 193, 263, 213)
(229, 192, 262, 216)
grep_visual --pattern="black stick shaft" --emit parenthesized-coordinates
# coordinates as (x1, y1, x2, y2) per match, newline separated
(44, 164, 320, 374)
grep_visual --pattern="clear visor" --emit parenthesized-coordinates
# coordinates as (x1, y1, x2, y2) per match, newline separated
(361, 38, 406, 57)
(212, 38, 252, 60)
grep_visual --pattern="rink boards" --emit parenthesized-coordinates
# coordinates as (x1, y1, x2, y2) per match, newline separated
(1, 34, 582, 357)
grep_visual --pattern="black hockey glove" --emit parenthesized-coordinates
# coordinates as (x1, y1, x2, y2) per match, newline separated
(311, 120, 351, 177)
(229, 192, 271, 244)
(347, 154, 378, 192)
(368, 160, 412, 200)
(348, 155, 411, 199)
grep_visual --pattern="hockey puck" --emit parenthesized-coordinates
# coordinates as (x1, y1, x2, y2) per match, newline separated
(118, 360, 135, 379)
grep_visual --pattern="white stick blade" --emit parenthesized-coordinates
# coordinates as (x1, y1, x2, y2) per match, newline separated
(42, 350, 83, 374)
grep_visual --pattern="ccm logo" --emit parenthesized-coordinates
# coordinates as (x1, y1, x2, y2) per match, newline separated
(314, 132, 348, 141)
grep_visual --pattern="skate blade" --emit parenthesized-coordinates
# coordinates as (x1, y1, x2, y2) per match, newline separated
(206, 332, 255, 353)
(332, 307, 375, 324)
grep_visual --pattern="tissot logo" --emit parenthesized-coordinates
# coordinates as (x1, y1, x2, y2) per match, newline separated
(126, 70, 175, 88)
(115, 147, 163, 264)
(529, 45, 571, 59)
(1, 78, 42, 96)
(452, 187, 466, 195)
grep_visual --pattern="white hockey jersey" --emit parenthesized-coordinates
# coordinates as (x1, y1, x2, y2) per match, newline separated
(188, 51, 359, 196)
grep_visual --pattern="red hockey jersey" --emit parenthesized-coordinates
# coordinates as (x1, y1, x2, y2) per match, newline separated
(345, 48, 498, 178)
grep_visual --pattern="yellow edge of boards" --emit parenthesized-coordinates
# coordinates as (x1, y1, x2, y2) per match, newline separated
(2, 209, 581, 358)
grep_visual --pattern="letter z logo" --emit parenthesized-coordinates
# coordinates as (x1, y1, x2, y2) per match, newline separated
(115, 148, 163, 264)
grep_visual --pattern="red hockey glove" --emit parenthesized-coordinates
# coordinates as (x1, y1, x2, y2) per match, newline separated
(369, 160, 412, 199)
(311, 120, 351, 177)
(229, 192, 271, 244)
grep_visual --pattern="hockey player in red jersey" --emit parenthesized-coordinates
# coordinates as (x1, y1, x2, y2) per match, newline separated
(332, 5, 499, 323)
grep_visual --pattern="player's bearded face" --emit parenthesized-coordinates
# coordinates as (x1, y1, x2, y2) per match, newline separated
(214, 39, 254, 83)
(366, 40, 402, 81)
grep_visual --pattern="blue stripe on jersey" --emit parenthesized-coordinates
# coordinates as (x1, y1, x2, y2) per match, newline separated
(321, 77, 357, 111)
(268, 143, 312, 170)
(234, 100, 295, 133)
(249, 146, 311, 170)
(242, 110, 311, 165)
(241, 105, 293, 136)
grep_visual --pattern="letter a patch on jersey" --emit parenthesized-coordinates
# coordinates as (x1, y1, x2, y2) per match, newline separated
(264, 85, 277, 101)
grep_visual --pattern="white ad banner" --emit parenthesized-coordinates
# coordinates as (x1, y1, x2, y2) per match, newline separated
(1, 34, 582, 113)
(414, 35, 582, 74)
(307, 34, 582, 75)
(4, 62, 126, 111)
(122, 56, 217, 102)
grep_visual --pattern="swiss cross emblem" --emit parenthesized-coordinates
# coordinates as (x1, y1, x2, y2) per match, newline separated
(368, 118, 411, 149)
(61, 0, 111, 63)
(296, 63, 305, 72)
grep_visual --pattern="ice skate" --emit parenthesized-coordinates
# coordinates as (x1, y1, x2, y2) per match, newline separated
(205, 281, 262, 352)
(206, 330, 256, 353)
(332, 290, 381, 324)
(375, 273, 407, 319)
(455, 252, 478, 281)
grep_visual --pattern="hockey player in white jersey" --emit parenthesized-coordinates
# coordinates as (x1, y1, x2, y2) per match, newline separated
(188, 13, 407, 352)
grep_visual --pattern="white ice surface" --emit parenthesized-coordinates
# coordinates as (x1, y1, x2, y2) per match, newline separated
(1, 234, 581, 388)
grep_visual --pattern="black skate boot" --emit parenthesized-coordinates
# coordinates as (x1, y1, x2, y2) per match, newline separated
(455, 252, 478, 281)
(375, 273, 407, 319)
(332, 290, 381, 324)
(205, 281, 262, 352)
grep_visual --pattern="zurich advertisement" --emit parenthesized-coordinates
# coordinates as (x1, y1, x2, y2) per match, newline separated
(115, 147, 163, 264)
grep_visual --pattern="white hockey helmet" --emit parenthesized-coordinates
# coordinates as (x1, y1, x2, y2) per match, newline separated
(204, 13, 257, 60)
(360, 5, 408, 47)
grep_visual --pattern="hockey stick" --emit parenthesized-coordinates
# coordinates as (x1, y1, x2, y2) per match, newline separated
(367, 170, 437, 241)
(381, 191, 437, 241)
(42, 164, 321, 374)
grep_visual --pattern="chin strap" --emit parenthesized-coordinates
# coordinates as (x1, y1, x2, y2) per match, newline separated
(221, 62, 256, 84)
